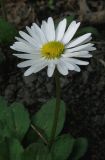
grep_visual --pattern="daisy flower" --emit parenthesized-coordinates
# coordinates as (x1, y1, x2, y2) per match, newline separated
(10, 17, 96, 77)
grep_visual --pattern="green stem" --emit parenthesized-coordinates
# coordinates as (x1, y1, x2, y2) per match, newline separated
(49, 70, 61, 149)
(0, 0, 7, 20)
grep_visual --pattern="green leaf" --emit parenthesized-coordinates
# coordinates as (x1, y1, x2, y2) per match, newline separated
(0, 96, 7, 110)
(0, 138, 23, 160)
(0, 96, 7, 121)
(70, 137, 88, 160)
(0, 97, 8, 141)
(0, 18, 18, 44)
(32, 98, 66, 140)
(48, 0, 54, 9)
(0, 100, 30, 141)
(9, 138, 24, 160)
(51, 134, 75, 160)
(0, 48, 5, 64)
(66, 15, 75, 26)
(0, 139, 8, 160)
(24, 128, 39, 146)
(22, 142, 52, 160)
(76, 26, 99, 37)
(9, 102, 30, 140)
(55, 15, 75, 28)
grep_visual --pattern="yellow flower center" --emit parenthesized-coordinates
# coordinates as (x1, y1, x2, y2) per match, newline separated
(40, 41, 64, 59)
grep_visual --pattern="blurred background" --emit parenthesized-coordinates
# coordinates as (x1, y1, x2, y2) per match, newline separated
(0, 0, 105, 160)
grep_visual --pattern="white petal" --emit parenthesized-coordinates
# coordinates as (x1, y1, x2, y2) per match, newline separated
(32, 23, 47, 44)
(65, 43, 94, 52)
(62, 21, 80, 44)
(63, 52, 92, 58)
(26, 26, 33, 37)
(13, 53, 40, 60)
(10, 42, 38, 54)
(81, 36, 92, 45)
(55, 18, 67, 41)
(62, 57, 81, 72)
(24, 61, 48, 76)
(47, 62, 55, 77)
(41, 21, 48, 41)
(24, 67, 34, 76)
(41, 17, 55, 41)
(15, 36, 40, 50)
(26, 26, 42, 46)
(63, 51, 89, 57)
(15, 37, 29, 45)
(72, 63, 81, 72)
(66, 33, 92, 48)
(17, 60, 35, 68)
(30, 25, 44, 45)
(68, 58, 89, 65)
(47, 17, 55, 41)
(19, 31, 39, 48)
(85, 47, 96, 51)
(15, 36, 39, 49)
(60, 58, 75, 70)
(41, 21, 46, 33)
(57, 60, 68, 75)
(78, 54, 92, 58)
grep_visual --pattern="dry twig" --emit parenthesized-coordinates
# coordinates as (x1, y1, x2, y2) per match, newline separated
(31, 124, 48, 145)
(79, 0, 105, 24)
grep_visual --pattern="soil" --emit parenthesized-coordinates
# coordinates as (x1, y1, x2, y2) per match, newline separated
(0, 0, 105, 160)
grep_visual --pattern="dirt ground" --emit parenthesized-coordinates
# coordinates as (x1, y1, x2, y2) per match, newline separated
(0, 0, 105, 160)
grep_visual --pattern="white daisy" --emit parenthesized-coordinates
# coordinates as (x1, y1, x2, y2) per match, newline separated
(10, 17, 96, 77)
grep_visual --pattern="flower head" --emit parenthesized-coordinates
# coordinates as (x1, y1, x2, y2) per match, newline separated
(10, 17, 96, 77)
